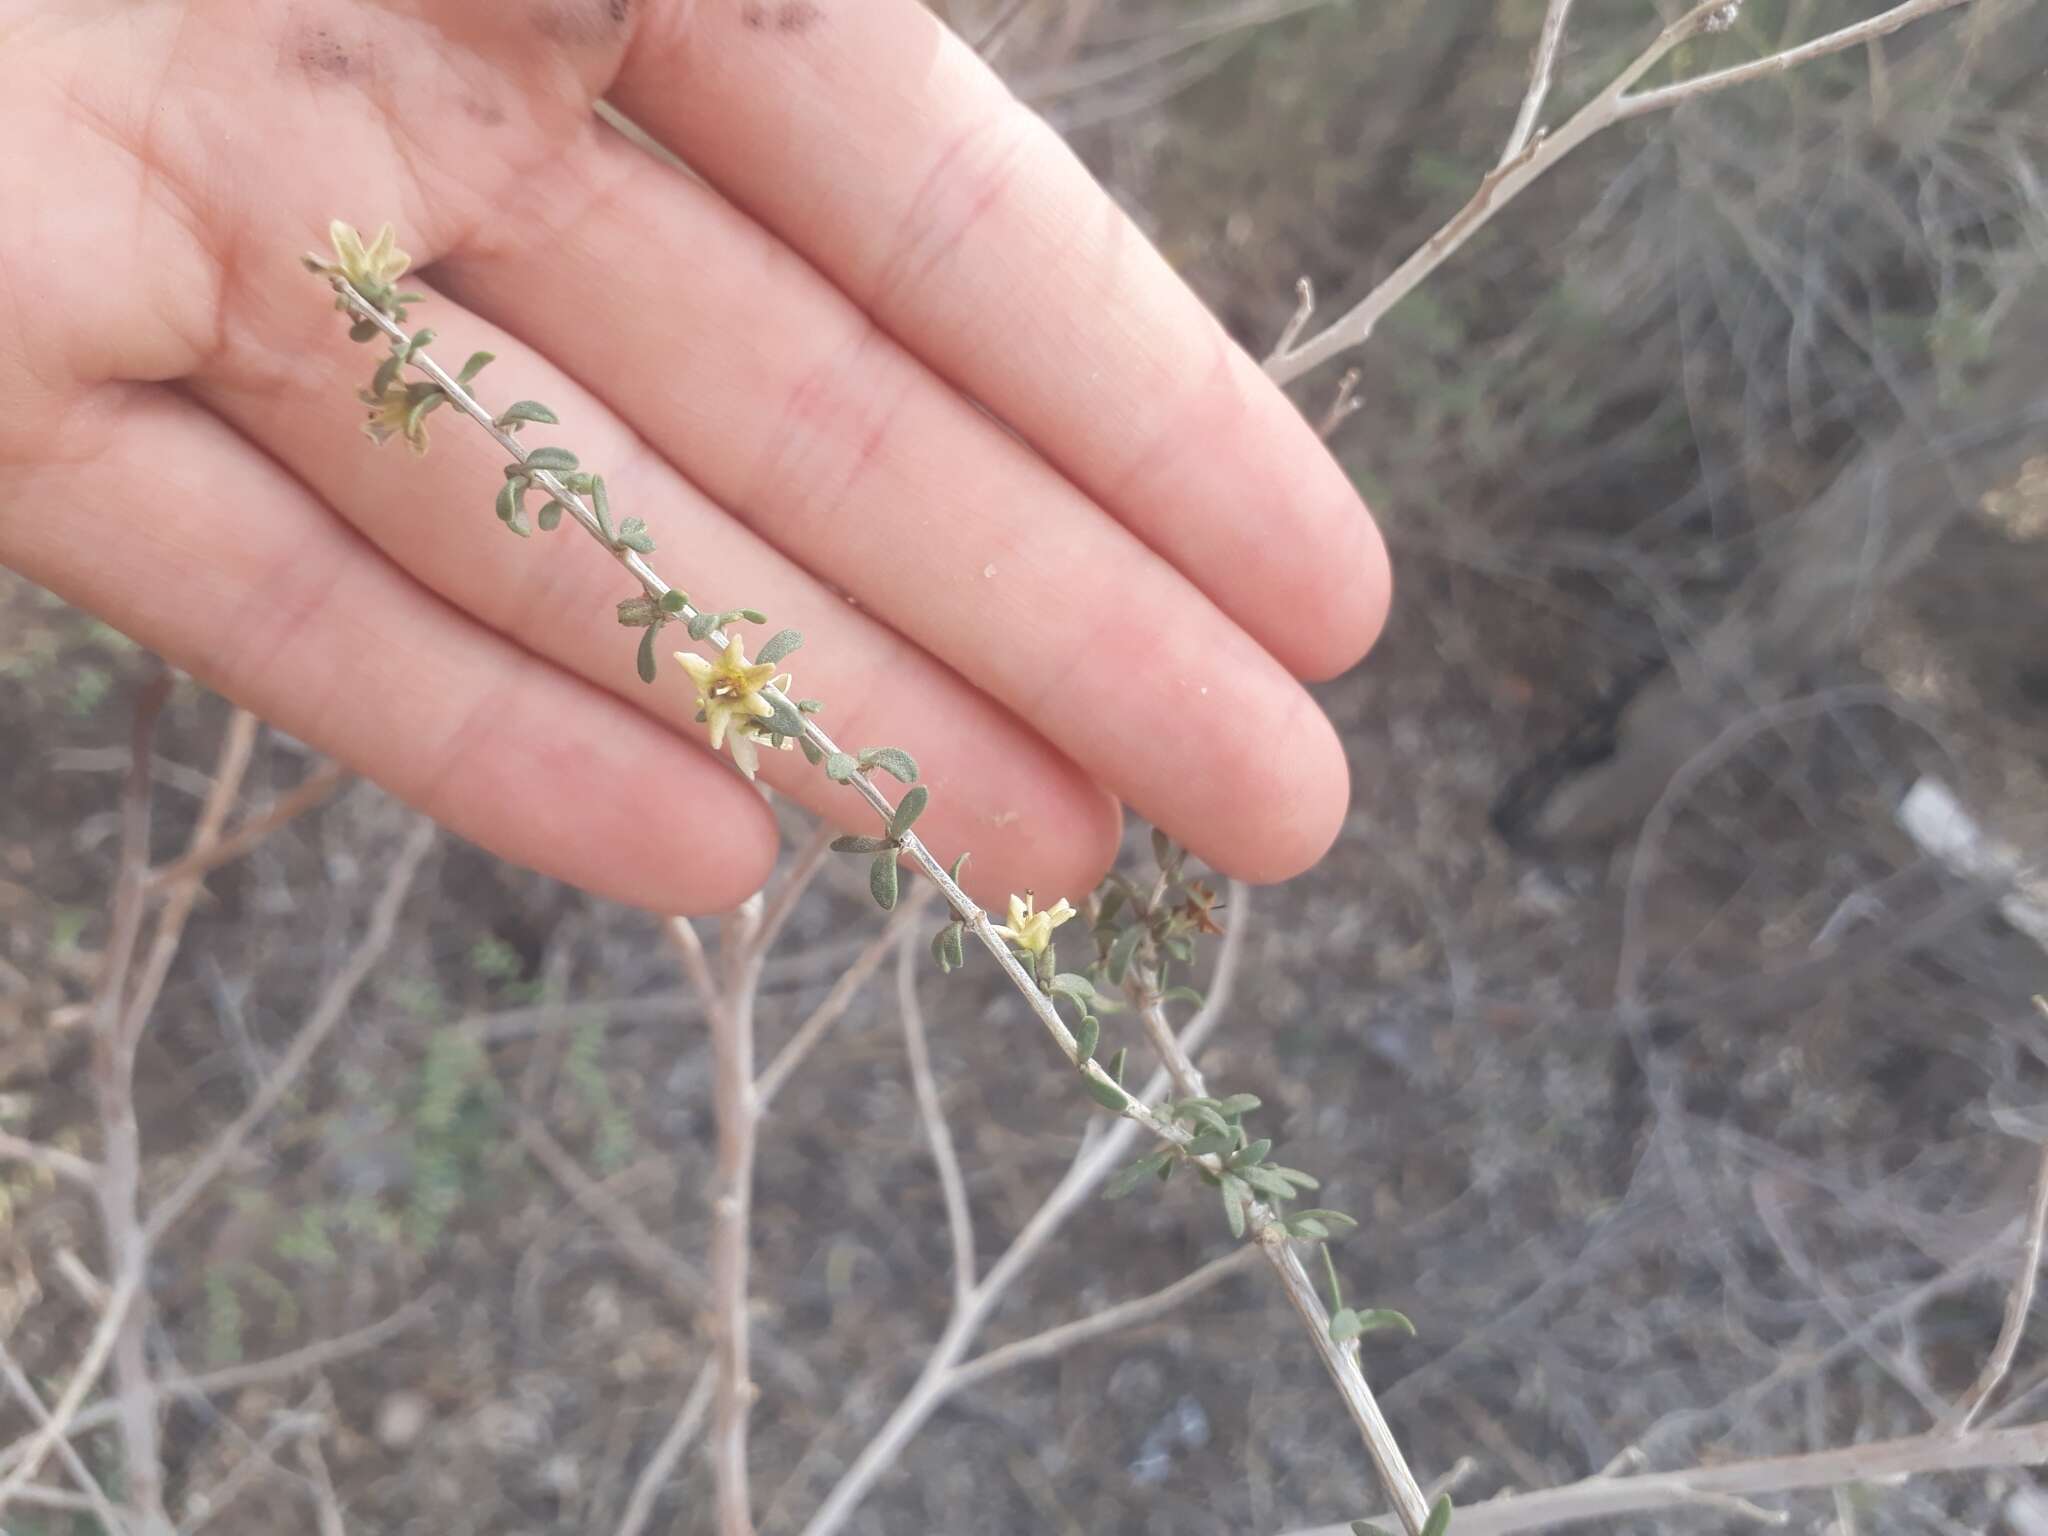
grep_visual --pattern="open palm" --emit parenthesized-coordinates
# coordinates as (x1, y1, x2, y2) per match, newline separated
(0, 0, 1388, 912)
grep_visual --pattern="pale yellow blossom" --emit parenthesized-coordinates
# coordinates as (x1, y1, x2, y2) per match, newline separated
(324, 220, 411, 293)
(992, 892, 1076, 955)
(359, 381, 431, 454)
(675, 637, 784, 777)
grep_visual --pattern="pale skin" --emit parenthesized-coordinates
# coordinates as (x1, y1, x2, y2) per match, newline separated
(0, 0, 1390, 914)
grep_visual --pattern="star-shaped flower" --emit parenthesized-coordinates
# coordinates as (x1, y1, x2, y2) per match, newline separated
(675, 637, 784, 778)
(317, 220, 411, 295)
(992, 892, 1076, 955)
(359, 379, 434, 454)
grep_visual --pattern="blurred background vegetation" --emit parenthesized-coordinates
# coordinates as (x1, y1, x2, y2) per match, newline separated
(4, 1, 2047, 1532)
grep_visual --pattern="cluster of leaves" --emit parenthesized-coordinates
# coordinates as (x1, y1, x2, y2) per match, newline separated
(311, 235, 1439, 1522)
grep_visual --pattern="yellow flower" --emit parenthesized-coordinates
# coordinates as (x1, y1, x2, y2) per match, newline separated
(674, 637, 782, 777)
(359, 381, 431, 454)
(324, 220, 410, 293)
(992, 892, 1076, 955)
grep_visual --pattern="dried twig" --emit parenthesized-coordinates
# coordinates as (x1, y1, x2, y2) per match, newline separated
(897, 936, 978, 1307)
(1266, 0, 1977, 383)
(754, 887, 937, 1112)
(799, 892, 1251, 1536)
(142, 761, 349, 893)
(514, 1115, 704, 1311)
(613, 1364, 716, 1536)
(1942, 1143, 2048, 1434)
(144, 817, 438, 1242)
(1285, 1420, 2048, 1535)
(671, 902, 765, 1536)
(0, 1340, 131, 1535)
(1501, 0, 1577, 165)
(0, 1131, 100, 1190)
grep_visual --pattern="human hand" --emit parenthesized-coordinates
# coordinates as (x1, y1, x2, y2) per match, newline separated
(0, 0, 1387, 912)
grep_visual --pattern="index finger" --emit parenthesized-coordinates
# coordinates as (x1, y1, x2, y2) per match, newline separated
(608, 0, 1390, 683)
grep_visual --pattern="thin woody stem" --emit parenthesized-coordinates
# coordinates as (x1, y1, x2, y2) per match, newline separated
(1265, 0, 1975, 384)
(330, 289, 1429, 1529)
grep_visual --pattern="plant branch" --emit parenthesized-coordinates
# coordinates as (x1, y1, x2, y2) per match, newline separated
(144, 817, 437, 1243)
(1286, 1420, 2048, 1536)
(799, 892, 1250, 1536)
(142, 761, 349, 893)
(514, 1114, 705, 1311)
(0, 1267, 141, 1514)
(0, 1341, 131, 1535)
(1942, 1142, 2048, 1435)
(335, 271, 1432, 1530)
(950, 1245, 1261, 1391)
(754, 886, 937, 1113)
(614, 1363, 716, 1536)
(1500, 0, 1576, 165)
(671, 905, 763, 1536)
(0, 1132, 100, 1190)
(1265, 0, 1976, 383)
(897, 935, 977, 1308)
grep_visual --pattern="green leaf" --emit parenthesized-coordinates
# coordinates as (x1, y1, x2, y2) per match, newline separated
(1232, 1138, 1271, 1168)
(1352, 1523, 1394, 1536)
(739, 609, 768, 624)
(756, 628, 802, 666)
(523, 445, 579, 472)
(405, 327, 436, 355)
(1049, 973, 1099, 1012)
(456, 350, 495, 383)
(495, 478, 523, 523)
(1162, 985, 1205, 1007)
(869, 850, 900, 911)
(949, 851, 970, 883)
(617, 596, 663, 627)
(1219, 1172, 1250, 1239)
(636, 626, 659, 685)
(687, 613, 717, 641)
(1105, 925, 1144, 985)
(405, 388, 446, 435)
(762, 697, 805, 739)
(348, 318, 380, 343)
(824, 753, 858, 783)
(799, 737, 824, 766)
(930, 920, 966, 973)
(888, 786, 928, 840)
(830, 835, 892, 854)
(1175, 1103, 1232, 1137)
(1073, 1014, 1099, 1063)
(1269, 1167, 1321, 1192)
(859, 747, 919, 784)
(1096, 888, 1127, 928)
(1422, 1496, 1453, 1536)
(371, 352, 404, 396)
(1288, 1207, 1356, 1235)
(1219, 1093, 1262, 1117)
(1329, 1308, 1414, 1343)
(615, 516, 655, 554)
(1102, 1148, 1173, 1199)
(496, 400, 560, 428)
(590, 475, 615, 542)
(660, 589, 689, 614)
(1083, 1073, 1127, 1111)
(1243, 1172, 1297, 1203)
(537, 499, 563, 532)
(1185, 1129, 1235, 1159)
(1108, 1046, 1126, 1084)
